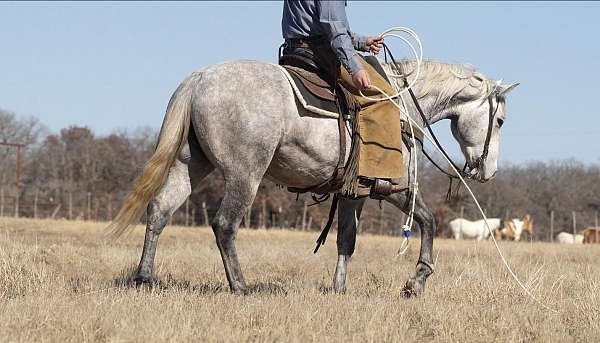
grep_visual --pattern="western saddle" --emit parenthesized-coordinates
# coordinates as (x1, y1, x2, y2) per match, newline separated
(279, 53, 422, 200)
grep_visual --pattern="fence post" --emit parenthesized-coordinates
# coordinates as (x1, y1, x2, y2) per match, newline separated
(68, 191, 73, 220)
(550, 210, 554, 242)
(278, 206, 282, 229)
(14, 146, 21, 219)
(185, 198, 190, 226)
(572, 211, 576, 236)
(87, 192, 92, 221)
(301, 200, 308, 230)
(14, 189, 19, 218)
(0, 187, 4, 217)
(34, 188, 39, 219)
(202, 201, 209, 227)
(94, 198, 99, 221)
(595, 211, 598, 228)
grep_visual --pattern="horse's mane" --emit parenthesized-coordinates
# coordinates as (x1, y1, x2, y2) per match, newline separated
(387, 60, 497, 110)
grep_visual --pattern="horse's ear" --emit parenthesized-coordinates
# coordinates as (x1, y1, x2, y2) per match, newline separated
(497, 83, 520, 96)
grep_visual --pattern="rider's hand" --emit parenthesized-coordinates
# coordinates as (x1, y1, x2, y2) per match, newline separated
(352, 69, 371, 91)
(365, 36, 384, 55)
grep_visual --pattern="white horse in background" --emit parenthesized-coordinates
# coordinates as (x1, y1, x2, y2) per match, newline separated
(449, 218, 502, 240)
(556, 232, 584, 244)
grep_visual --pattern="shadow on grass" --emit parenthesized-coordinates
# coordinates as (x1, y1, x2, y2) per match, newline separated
(112, 267, 288, 296)
(247, 282, 288, 296)
(318, 283, 334, 294)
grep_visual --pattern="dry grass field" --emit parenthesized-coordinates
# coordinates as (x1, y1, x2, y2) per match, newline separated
(1, 217, 599, 342)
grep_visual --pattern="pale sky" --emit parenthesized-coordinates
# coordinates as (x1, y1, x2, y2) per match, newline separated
(1, 1, 599, 164)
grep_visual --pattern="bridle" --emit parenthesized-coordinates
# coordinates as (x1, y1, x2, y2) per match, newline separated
(461, 91, 501, 179)
(383, 44, 500, 185)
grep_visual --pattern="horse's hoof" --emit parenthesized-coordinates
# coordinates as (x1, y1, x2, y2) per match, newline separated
(232, 287, 250, 296)
(333, 278, 347, 294)
(333, 285, 347, 294)
(401, 277, 424, 298)
(131, 274, 153, 287)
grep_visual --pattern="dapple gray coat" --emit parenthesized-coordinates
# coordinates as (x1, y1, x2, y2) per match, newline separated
(109, 59, 518, 296)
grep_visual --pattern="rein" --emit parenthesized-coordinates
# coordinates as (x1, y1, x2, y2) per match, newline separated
(383, 44, 499, 187)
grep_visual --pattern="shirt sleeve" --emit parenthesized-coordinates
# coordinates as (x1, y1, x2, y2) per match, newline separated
(350, 31, 368, 51)
(316, 1, 363, 75)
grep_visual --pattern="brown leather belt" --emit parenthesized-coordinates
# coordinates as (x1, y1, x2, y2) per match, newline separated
(285, 36, 327, 48)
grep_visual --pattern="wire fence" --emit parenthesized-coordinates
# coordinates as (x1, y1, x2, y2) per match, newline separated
(1, 187, 598, 241)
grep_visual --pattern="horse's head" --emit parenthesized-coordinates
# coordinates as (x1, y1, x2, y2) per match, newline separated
(448, 79, 519, 182)
(391, 60, 519, 182)
(508, 218, 525, 241)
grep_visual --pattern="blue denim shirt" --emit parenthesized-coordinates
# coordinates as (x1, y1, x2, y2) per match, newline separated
(282, 0, 367, 75)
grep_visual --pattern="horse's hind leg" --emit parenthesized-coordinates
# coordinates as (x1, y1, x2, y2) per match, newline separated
(212, 175, 263, 294)
(333, 197, 366, 293)
(386, 191, 436, 297)
(134, 144, 214, 284)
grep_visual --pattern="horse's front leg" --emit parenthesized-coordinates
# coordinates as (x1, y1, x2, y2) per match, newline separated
(333, 196, 366, 293)
(386, 191, 436, 297)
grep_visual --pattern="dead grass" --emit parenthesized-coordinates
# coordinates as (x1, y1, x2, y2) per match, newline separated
(0, 217, 599, 342)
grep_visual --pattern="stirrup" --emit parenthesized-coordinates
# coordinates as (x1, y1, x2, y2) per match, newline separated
(355, 178, 407, 199)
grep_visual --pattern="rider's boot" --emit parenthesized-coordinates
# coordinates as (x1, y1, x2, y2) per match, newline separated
(356, 177, 406, 199)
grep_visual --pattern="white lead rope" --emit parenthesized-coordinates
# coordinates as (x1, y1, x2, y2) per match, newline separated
(358, 27, 556, 312)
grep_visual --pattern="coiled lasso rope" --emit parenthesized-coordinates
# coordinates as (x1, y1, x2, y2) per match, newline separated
(360, 27, 557, 313)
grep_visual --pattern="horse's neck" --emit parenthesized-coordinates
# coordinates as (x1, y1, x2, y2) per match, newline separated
(385, 77, 449, 127)
(383, 61, 467, 125)
(403, 91, 446, 125)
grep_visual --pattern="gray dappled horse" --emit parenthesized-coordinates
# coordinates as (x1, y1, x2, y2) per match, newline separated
(109, 59, 518, 296)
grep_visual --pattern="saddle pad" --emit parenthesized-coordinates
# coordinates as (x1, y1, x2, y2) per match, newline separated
(278, 65, 339, 119)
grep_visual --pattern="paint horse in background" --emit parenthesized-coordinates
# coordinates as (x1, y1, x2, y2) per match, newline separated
(108, 59, 518, 297)
(449, 218, 502, 240)
(494, 215, 534, 241)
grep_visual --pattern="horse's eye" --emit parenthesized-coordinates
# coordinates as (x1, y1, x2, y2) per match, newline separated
(497, 118, 504, 128)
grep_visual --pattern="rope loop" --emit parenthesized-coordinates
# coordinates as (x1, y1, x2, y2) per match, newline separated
(365, 26, 556, 313)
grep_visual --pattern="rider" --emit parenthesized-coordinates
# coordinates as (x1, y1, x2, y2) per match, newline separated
(281, 0, 404, 195)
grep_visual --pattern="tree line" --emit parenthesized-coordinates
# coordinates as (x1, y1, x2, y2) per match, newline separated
(1, 108, 598, 240)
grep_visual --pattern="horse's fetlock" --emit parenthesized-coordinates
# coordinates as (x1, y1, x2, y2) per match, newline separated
(417, 261, 434, 278)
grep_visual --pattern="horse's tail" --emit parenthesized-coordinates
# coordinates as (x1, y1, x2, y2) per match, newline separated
(107, 72, 202, 238)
